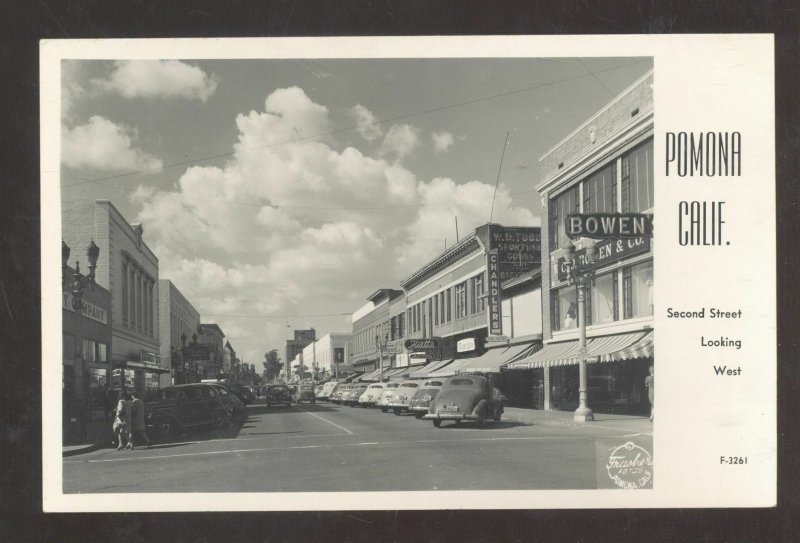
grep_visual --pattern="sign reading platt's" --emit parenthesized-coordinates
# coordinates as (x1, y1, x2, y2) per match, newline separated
(566, 213, 653, 240)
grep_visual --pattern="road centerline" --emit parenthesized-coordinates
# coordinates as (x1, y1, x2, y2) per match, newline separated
(293, 405, 354, 435)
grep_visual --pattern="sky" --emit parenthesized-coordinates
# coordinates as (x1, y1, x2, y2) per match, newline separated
(60, 56, 653, 367)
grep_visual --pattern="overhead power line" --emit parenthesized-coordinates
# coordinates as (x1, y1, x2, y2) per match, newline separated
(60, 59, 651, 189)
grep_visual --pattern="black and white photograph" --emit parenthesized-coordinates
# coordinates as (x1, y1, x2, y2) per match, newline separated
(39, 35, 776, 512)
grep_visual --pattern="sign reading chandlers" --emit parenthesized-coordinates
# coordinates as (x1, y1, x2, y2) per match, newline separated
(488, 226, 542, 283)
(487, 250, 502, 336)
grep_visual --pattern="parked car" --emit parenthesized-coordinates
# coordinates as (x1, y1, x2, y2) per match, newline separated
(377, 382, 401, 412)
(388, 381, 422, 415)
(318, 381, 339, 401)
(205, 382, 246, 419)
(358, 383, 384, 407)
(423, 375, 504, 427)
(144, 383, 231, 437)
(314, 384, 325, 398)
(295, 384, 317, 404)
(331, 384, 354, 404)
(342, 384, 369, 407)
(409, 379, 444, 419)
(227, 384, 256, 405)
(265, 384, 293, 407)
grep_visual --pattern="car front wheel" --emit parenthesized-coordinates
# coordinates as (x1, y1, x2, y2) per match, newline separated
(212, 409, 230, 429)
(432, 420, 441, 428)
(414, 412, 424, 419)
(152, 416, 177, 437)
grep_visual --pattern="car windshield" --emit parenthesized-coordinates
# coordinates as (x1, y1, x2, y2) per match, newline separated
(449, 378, 475, 386)
(425, 381, 443, 387)
(369, 384, 383, 389)
(401, 383, 419, 388)
(386, 383, 399, 388)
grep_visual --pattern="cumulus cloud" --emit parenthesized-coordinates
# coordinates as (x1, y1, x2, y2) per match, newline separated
(131, 86, 537, 364)
(380, 124, 420, 159)
(397, 177, 538, 270)
(432, 131, 455, 153)
(349, 104, 383, 141)
(94, 60, 218, 101)
(61, 115, 163, 172)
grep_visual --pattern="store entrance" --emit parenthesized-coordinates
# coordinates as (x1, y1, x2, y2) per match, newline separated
(497, 368, 544, 409)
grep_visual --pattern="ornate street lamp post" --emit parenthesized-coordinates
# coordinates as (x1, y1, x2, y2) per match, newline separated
(376, 333, 389, 382)
(62, 240, 100, 440)
(562, 239, 598, 423)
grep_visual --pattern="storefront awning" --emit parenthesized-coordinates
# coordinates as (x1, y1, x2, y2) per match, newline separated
(409, 358, 455, 379)
(427, 358, 474, 378)
(115, 361, 171, 374)
(507, 331, 653, 369)
(457, 342, 538, 374)
(356, 368, 382, 382)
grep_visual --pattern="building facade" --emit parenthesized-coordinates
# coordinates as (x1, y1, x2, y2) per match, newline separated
(508, 69, 654, 416)
(351, 289, 404, 374)
(158, 279, 201, 387)
(62, 263, 112, 444)
(198, 323, 225, 380)
(284, 329, 316, 379)
(62, 200, 168, 396)
(306, 333, 353, 380)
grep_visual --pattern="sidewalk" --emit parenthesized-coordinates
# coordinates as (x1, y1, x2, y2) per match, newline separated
(63, 420, 115, 457)
(502, 406, 653, 433)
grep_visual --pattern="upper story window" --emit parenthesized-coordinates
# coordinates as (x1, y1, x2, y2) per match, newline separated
(470, 273, 485, 314)
(583, 162, 617, 213)
(622, 139, 654, 213)
(454, 282, 467, 319)
(549, 185, 578, 251)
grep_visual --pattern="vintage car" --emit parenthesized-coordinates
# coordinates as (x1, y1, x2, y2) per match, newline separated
(423, 375, 504, 427)
(318, 381, 339, 401)
(205, 382, 246, 419)
(144, 384, 231, 437)
(264, 384, 293, 407)
(388, 381, 422, 415)
(342, 384, 369, 407)
(330, 383, 353, 404)
(358, 383, 384, 407)
(408, 379, 444, 419)
(227, 384, 256, 405)
(377, 382, 401, 413)
(314, 384, 325, 398)
(295, 384, 317, 404)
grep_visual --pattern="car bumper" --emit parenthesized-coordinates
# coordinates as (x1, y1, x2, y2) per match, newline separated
(388, 403, 410, 410)
(410, 405, 429, 413)
(423, 412, 480, 421)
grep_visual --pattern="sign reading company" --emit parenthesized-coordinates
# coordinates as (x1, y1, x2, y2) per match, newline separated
(488, 226, 541, 283)
(62, 292, 108, 325)
(566, 213, 653, 240)
(487, 250, 502, 336)
(554, 237, 651, 284)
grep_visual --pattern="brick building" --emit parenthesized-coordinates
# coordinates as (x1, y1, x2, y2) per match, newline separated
(158, 279, 201, 386)
(62, 200, 168, 397)
(508, 69, 655, 416)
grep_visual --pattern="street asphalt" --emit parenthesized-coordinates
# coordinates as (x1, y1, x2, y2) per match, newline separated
(62, 400, 652, 493)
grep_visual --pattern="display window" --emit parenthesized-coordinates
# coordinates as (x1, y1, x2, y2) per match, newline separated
(623, 261, 654, 319)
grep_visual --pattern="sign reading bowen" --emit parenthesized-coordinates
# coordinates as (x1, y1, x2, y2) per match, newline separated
(566, 213, 653, 240)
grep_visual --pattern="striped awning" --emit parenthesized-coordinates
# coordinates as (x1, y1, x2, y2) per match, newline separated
(457, 342, 538, 374)
(508, 331, 653, 369)
(356, 368, 382, 382)
(409, 358, 454, 379)
(600, 330, 654, 362)
(427, 358, 474, 378)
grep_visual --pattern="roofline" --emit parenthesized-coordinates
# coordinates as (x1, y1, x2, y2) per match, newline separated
(539, 68, 654, 162)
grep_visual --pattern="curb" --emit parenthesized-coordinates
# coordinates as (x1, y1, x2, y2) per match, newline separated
(63, 443, 104, 457)
(502, 415, 576, 428)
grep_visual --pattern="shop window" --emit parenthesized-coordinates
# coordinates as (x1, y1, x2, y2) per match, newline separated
(623, 261, 653, 319)
(621, 139, 654, 213)
(88, 368, 107, 410)
(549, 185, 579, 250)
(446, 289, 452, 322)
(144, 372, 160, 392)
(589, 272, 617, 325)
(551, 285, 578, 332)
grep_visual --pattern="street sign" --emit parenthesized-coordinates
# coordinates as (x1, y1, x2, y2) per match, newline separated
(381, 345, 398, 355)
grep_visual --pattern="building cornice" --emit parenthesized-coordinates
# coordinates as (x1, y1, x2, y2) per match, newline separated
(401, 235, 481, 291)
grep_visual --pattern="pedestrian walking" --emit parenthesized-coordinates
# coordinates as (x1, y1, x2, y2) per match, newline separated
(113, 390, 133, 450)
(644, 365, 654, 421)
(130, 390, 151, 449)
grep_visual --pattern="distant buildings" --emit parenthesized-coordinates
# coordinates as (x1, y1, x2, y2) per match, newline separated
(284, 329, 316, 379)
(158, 279, 201, 386)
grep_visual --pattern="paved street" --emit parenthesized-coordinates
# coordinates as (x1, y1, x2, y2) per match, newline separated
(63, 400, 652, 493)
